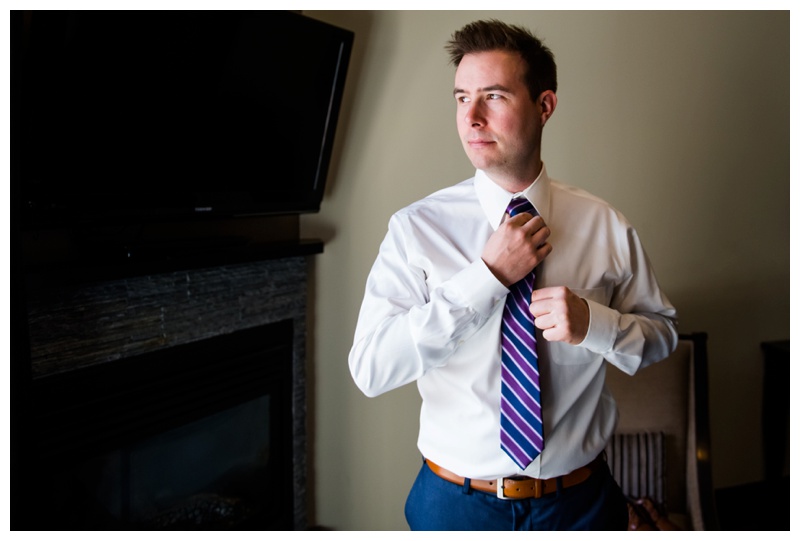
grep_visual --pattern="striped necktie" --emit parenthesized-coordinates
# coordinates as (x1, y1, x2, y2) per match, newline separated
(500, 197, 544, 469)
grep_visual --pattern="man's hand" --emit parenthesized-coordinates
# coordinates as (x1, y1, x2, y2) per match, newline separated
(482, 213, 552, 287)
(530, 286, 590, 345)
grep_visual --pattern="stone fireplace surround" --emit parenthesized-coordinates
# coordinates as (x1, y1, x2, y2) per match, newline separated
(22, 244, 320, 529)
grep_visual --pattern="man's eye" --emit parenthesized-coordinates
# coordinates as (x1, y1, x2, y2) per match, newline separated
(487, 93, 501, 100)
(457, 96, 470, 104)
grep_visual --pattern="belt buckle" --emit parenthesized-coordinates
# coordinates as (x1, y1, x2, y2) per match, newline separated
(497, 477, 544, 499)
(496, 478, 509, 500)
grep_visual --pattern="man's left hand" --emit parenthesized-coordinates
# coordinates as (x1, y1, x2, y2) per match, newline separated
(529, 286, 590, 345)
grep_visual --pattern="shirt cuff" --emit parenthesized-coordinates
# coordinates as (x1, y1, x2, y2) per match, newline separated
(577, 298, 619, 354)
(445, 259, 509, 318)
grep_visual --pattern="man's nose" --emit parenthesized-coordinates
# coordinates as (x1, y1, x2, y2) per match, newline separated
(464, 101, 485, 127)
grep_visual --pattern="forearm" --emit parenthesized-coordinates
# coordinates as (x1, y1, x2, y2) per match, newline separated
(579, 296, 678, 375)
(574, 221, 678, 373)
(349, 259, 506, 397)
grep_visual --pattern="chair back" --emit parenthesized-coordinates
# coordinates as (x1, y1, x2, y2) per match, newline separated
(604, 333, 715, 530)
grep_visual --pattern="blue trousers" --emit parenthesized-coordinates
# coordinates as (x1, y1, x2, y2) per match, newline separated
(405, 459, 628, 530)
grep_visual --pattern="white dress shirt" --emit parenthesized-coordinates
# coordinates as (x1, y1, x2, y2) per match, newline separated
(349, 165, 678, 480)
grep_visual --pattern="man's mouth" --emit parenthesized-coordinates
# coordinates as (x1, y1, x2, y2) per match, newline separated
(467, 139, 495, 148)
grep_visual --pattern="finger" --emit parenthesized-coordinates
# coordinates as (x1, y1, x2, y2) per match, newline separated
(540, 243, 553, 259)
(529, 224, 550, 246)
(541, 326, 565, 342)
(519, 214, 545, 233)
(533, 239, 552, 257)
(535, 310, 567, 331)
(533, 313, 554, 330)
(530, 286, 557, 303)
(504, 212, 534, 226)
(530, 285, 570, 302)
(529, 299, 552, 319)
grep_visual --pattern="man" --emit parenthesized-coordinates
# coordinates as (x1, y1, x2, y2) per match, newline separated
(348, 20, 677, 530)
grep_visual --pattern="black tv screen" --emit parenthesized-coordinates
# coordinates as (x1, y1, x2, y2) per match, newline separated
(17, 10, 353, 227)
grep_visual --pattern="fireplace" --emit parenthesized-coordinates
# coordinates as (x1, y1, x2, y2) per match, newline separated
(18, 252, 317, 529)
(32, 321, 294, 529)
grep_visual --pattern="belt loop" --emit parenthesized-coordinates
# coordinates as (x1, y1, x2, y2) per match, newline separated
(462, 477, 472, 494)
(556, 476, 564, 495)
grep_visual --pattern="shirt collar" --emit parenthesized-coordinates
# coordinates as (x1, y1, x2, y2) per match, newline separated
(474, 165, 552, 230)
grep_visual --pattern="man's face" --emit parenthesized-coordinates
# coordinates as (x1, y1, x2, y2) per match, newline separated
(454, 50, 544, 187)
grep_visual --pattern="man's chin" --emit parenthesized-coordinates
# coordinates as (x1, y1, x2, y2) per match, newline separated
(465, 154, 497, 172)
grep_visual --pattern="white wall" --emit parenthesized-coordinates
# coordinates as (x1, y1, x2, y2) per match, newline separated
(301, 10, 789, 530)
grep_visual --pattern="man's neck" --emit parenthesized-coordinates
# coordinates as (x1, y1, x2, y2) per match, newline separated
(487, 160, 543, 194)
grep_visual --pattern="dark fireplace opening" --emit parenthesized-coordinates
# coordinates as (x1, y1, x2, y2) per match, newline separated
(27, 320, 295, 530)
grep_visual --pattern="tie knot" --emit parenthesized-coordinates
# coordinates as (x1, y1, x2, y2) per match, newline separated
(506, 197, 534, 217)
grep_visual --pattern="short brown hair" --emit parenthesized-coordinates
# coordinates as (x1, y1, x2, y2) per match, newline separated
(445, 19, 557, 101)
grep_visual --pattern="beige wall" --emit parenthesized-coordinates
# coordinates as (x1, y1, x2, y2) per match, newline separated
(301, 11, 789, 530)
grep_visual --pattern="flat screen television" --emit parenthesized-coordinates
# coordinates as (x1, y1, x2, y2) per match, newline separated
(16, 10, 354, 228)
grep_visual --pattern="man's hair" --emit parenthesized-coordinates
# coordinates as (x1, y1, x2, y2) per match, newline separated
(445, 19, 557, 101)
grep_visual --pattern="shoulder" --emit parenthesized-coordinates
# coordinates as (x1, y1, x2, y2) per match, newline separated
(391, 176, 477, 225)
(378, 177, 478, 258)
(550, 178, 632, 228)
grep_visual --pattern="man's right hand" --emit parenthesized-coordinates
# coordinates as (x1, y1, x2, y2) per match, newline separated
(481, 213, 552, 288)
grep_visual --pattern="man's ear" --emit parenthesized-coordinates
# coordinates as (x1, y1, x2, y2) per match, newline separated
(539, 90, 557, 126)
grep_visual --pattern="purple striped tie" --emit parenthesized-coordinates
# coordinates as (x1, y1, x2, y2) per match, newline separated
(500, 197, 544, 469)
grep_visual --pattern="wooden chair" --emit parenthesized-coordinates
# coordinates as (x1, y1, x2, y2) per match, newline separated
(604, 333, 718, 530)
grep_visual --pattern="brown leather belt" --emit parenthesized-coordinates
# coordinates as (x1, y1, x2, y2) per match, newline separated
(425, 455, 604, 499)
